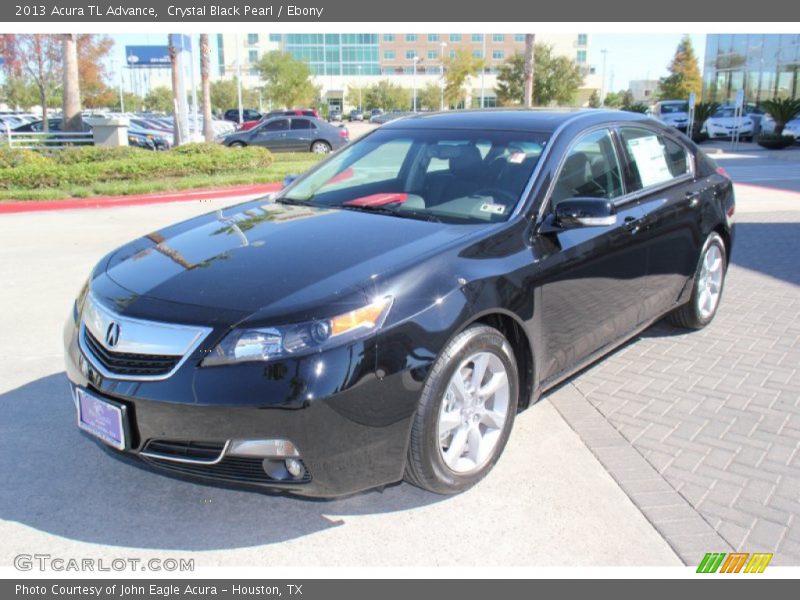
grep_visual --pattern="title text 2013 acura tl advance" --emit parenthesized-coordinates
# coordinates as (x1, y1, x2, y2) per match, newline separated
(64, 110, 735, 497)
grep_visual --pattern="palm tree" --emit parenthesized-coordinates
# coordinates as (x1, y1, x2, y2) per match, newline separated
(523, 34, 535, 108)
(760, 98, 800, 135)
(690, 101, 720, 141)
(61, 34, 82, 132)
(200, 34, 214, 142)
(168, 34, 183, 146)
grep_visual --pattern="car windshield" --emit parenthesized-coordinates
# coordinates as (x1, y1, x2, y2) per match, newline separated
(280, 127, 549, 224)
(661, 103, 688, 114)
(712, 108, 737, 118)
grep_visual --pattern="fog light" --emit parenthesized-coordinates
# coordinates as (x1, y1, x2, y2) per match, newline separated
(229, 439, 298, 457)
(285, 458, 305, 479)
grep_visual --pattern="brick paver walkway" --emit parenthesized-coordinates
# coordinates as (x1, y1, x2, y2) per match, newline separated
(554, 211, 800, 564)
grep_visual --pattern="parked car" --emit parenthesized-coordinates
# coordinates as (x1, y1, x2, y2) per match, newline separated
(65, 110, 734, 498)
(759, 114, 800, 140)
(238, 109, 321, 132)
(370, 111, 412, 125)
(702, 106, 757, 141)
(368, 109, 384, 123)
(329, 109, 343, 123)
(223, 116, 349, 153)
(127, 132, 157, 150)
(652, 100, 690, 131)
(223, 108, 262, 123)
(349, 109, 364, 122)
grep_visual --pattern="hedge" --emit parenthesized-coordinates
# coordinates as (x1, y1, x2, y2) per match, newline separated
(0, 143, 274, 190)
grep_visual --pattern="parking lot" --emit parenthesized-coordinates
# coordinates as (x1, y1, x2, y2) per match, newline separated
(0, 146, 798, 569)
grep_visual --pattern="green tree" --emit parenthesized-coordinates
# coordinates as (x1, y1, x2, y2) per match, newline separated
(443, 48, 484, 107)
(258, 50, 319, 108)
(658, 35, 702, 100)
(760, 98, 800, 135)
(587, 89, 601, 108)
(144, 86, 174, 112)
(495, 45, 584, 106)
(603, 90, 623, 108)
(418, 82, 443, 110)
(112, 91, 144, 112)
(365, 79, 410, 111)
(0, 75, 39, 110)
(209, 78, 259, 112)
(345, 83, 367, 110)
(621, 89, 635, 109)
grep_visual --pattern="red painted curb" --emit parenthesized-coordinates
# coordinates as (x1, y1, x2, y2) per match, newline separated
(0, 183, 282, 215)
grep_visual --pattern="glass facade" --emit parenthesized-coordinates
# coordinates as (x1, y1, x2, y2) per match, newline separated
(703, 34, 800, 103)
(283, 33, 380, 75)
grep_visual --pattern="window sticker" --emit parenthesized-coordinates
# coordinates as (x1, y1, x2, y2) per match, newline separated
(626, 135, 672, 187)
(480, 203, 506, 215)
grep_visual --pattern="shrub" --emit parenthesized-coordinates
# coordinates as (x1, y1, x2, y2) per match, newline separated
(0, 144, 274, 190)
(0, 147, 52, 169)
(756, 133, 796, 150)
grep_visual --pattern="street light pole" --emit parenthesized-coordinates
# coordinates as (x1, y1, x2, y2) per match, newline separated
(600, 48, 608, 105)
(440, 42, 447, 110)
(357, 64, 362, 111)
(412, 56, 420, 112)
(235, 34, 243, 123)
(480, 34, 486, 108)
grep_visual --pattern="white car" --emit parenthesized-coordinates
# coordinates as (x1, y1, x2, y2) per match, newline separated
(703, 107, 755, 141)
(761, 114, 800, 140)
(652, 100, 690, 131)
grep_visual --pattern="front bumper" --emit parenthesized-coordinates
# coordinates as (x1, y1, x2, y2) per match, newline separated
(63, 307, 417, 498)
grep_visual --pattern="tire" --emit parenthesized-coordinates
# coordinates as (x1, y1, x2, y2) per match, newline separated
(668, 231, 727, 330)
(311, 140, 332, 154)
(228, 141, 246, 148)
(404, 324, 519, 495)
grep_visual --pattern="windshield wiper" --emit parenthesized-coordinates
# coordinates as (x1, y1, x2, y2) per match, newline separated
(275, 197, 315, 206)
(339, 204, 442, 223)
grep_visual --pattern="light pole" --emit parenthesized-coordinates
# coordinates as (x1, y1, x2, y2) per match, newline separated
(112, 58, 124, 112)
(235, 34, 244, 123)
(412, 55, 420, 112)
(480, 34, 486, 108)
(600, 49, 608, 105)
(357, 64, 362, 111)
(440, 42, 447, 110)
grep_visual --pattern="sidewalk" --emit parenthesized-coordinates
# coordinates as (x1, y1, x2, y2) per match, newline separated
(703, 141, 800, 162)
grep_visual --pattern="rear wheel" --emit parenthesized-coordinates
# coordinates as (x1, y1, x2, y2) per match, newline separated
(405, 325, 519, 495)
(668, 231, 727, 329)
(311, 140, 331, 154)
(228, 141, 246, 148)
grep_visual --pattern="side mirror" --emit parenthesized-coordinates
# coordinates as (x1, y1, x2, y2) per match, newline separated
(554, 198, 617, 228)
(282, 174, 299, 189)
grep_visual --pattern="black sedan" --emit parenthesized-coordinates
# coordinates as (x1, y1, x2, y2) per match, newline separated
(223, 115, 349, 154)
(64, 110, 734, 497)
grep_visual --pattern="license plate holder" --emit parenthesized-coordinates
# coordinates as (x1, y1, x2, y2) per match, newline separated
(75, 388, 128, 451)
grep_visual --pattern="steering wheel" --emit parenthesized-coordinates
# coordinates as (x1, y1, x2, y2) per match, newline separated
(473, 187, 518, 205)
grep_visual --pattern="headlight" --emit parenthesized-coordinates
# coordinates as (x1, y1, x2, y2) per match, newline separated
(202, 296, 393, 366)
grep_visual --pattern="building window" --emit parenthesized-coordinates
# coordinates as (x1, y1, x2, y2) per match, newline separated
(449, 34, 462, 42)
(427, 50, 438, 60)
(428, 34, 440, 42)
(405, 34, 417, 42)
(383, 34, 395, 42)
(492, 34, 504, 43)
(514, 34, 525, 43)
(248, 50, 258, 63)
(249, 67, 259, 76)
(492, 50, 504, 60)
(577, 34, 588, 46)
(384, 50, 396, 60)
(449, 50, 457, 59)
(269, 34, 281, 42)
(405, 50, 418, 60)
(473, 49, 484, 58)
(247, 33, 259, 45)
(472, 34, 484, 43)
(576, 50, 587, 64)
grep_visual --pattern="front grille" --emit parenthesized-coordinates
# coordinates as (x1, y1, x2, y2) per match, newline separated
(143, 439, 226, 462)
(83, 328, 180, 377)
(142, 453, 311, 485)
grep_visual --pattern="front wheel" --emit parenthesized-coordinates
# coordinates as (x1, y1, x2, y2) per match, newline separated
(228, 141, 246, 148)
(404, 324, 519, 495)
(310, 140, 332, 154)
(668, 231, 727, 329)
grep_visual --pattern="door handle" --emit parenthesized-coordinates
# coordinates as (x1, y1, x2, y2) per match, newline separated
(623, 215, 641, 234)
(685, 191, 701, 207)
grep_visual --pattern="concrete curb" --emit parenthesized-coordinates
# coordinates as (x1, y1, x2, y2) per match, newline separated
(0, 182, 281, 215)
(548, 383, 734, 566)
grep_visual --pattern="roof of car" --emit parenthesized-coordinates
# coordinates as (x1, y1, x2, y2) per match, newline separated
(380, 108, 650, 133)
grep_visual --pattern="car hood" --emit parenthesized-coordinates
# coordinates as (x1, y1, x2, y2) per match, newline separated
(662, 113, 688, 121)
(103, 199, 475, 318)
(707, 116, 753, 126)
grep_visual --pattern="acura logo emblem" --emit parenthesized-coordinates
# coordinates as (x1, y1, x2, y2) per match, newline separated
(105, 322, 121, 348)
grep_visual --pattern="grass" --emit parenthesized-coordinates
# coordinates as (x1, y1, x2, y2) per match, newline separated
(0, 152, 324, 202)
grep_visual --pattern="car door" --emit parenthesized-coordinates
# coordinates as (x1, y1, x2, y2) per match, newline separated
(287, 118, 317, 152)
(533, 127, 649, 382)
(616, 126, 704, 318)
(250, 118, 290, 151)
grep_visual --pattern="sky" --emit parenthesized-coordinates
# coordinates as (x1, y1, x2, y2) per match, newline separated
(104, 32, 707, 94)
(589, 33, 706, 90)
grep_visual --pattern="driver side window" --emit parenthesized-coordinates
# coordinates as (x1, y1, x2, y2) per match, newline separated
(550, 128, 623, 208)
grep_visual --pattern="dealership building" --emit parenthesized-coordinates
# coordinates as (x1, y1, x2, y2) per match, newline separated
(702, 34, 800, 104)
(214, 33, 601, 110)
